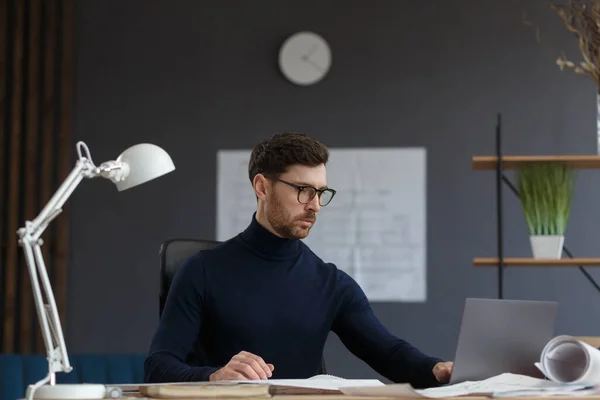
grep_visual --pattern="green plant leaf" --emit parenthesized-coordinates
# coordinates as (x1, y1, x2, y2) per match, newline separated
(517, 162, 576, 236)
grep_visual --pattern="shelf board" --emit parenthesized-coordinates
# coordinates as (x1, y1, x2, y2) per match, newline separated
(472, 155, 600, 170)
(474, 258, 600, 266)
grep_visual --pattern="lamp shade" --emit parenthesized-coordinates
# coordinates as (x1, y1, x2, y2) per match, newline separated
(114, 143, 175, 191)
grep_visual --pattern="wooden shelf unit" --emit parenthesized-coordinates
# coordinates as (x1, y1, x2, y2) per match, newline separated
(473, 258, 600, 267)
(472, 155, 600, 170)
(471, 114, 600, 298)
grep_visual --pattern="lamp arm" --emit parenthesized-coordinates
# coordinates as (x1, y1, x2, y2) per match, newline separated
(17, 142, 129, 400)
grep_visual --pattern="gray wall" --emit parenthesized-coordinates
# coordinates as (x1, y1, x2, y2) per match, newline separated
(68, 0, 600, 380)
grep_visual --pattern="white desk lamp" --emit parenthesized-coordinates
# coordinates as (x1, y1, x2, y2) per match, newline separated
(17, 141, 175, 400)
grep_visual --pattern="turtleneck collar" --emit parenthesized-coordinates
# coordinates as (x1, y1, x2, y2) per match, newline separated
(239, 213, 301, 259)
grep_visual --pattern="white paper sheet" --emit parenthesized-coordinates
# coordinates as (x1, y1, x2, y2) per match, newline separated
(231, 375, 384, 390)
(340, 373, 590, 398)
(216, 148, 427, 302)
(537, 335, 600, 386)
(112, 375, 384, 392)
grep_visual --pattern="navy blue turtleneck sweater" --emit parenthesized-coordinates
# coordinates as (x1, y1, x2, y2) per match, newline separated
(144, 215, 443, 388)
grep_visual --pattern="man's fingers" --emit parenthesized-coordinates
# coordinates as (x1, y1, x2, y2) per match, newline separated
(237, 357, 266, 380)
(246, 354, 272, 378)
(215, 349, 277, 382)
(226, 371, 247, 380)
(233, 361, 261, 380)
(233, 372, 247, 380)
(249, 359, 269, 379)
(433, 361, 453, 383)
(238, 351, 272, 378)
(214, 368, 246, 381)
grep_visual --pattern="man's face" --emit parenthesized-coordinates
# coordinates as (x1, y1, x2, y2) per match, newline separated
(264, 164, 327, 240)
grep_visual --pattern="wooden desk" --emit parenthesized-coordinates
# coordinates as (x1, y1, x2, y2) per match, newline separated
(118, 396, 600, 400)
(109, 395, 600, 400)
(273, 396, 600, 400)
(28, 394, 600, 400)
(125, 382, 600, 400)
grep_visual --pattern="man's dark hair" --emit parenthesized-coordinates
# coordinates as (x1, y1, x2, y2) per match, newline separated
(248, 132, 329, 183)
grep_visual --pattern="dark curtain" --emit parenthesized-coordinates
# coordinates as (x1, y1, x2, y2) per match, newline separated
(0, 0, 74, 355)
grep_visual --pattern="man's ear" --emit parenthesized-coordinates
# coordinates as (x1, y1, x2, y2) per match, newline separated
(253, 174, 269, 200)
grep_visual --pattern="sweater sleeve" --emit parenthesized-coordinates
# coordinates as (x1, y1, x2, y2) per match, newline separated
(144, 254, 219, 383)
(331, 268, 443, 389)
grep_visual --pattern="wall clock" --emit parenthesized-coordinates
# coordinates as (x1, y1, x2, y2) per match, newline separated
(278, 31, 331, 86)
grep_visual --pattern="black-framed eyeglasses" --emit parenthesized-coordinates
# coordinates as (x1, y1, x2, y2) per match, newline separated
(273, 178, 336, 206)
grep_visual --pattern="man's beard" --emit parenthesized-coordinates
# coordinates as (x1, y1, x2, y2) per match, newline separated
(266, 193, 316, 240)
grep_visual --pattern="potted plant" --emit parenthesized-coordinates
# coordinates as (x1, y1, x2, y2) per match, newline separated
(517, 162, 576, 259)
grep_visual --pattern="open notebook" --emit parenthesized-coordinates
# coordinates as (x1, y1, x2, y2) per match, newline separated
(126, 374, 385, 398)
(235, 374, 384, 391)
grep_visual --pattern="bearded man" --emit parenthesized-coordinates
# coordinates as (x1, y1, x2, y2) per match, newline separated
(144, 132, 453, 388)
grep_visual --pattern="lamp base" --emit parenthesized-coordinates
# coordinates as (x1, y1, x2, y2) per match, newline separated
(26, 383, 111, 399)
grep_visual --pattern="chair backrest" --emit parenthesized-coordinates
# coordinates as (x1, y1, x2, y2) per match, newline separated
(159, 238, 221, 317)
(158, 238, 327, 374)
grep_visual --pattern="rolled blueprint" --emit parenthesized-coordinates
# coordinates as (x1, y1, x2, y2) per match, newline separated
(538, 335, 600, 386)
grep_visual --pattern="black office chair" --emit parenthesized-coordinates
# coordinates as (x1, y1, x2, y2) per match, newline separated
(159, 238, 221, 317)
(158, 238, 327, 375)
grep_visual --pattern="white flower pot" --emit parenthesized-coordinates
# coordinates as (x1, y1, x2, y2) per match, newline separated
(530, 235, 564, 259)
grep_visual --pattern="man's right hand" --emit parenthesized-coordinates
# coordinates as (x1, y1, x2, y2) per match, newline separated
(209, 351, 274, 381)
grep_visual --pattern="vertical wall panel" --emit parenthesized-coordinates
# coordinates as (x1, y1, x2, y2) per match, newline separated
(55, 0, 74, 349)
(3, 0, 25, 354)
(0, 0, 10, 353)
(37, 0, 57, 354)
(21, 0, 41, 355)
(0, 0, 74, 355)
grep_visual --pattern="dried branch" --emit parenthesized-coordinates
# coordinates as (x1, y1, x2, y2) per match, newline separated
(523, 10, 567, 56)
(527, 0, 600, 89)
(549, 0, 600, 85)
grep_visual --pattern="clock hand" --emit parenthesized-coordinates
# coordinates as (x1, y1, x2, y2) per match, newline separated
(304, 58, 325, 72)
(301, 44, 318, 62)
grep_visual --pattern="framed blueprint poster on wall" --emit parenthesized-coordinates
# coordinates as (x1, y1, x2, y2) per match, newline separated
(216, 147, 426, 302)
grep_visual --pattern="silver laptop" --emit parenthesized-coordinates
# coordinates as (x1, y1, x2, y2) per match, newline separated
(449, 298, 557, 384)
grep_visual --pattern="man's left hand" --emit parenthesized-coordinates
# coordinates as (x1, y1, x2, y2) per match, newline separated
(432, 361, 453, 383)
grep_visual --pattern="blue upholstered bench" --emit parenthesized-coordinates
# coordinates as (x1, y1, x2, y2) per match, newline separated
(0, 353, 146, 400)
